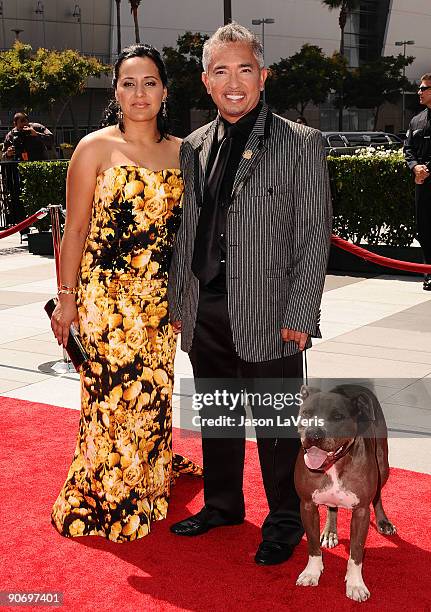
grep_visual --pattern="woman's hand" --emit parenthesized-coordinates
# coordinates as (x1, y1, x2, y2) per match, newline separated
(171, 320, 182, 334)
(51, 294, 79, 346)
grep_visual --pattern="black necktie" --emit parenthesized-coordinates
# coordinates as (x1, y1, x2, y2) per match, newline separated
(191, 125, 235, 285)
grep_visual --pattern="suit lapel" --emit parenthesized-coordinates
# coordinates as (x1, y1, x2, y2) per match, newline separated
(231, 104, 271, 198)
(193, 117, 219, 207)
(191, 104, 272, 205)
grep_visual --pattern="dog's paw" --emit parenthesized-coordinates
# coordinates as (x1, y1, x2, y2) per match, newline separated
(377, 518, 397, 535)
(320, 529, 338, 548)
(345, 559, 370, 602)
(346, 581, 370, 602)
(296, 556, 323, 587)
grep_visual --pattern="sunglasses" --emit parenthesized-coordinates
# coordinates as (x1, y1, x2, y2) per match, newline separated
(418, 86, 431, 92)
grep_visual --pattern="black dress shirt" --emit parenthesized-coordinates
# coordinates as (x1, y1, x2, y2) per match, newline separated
(204, 102, 262, 292)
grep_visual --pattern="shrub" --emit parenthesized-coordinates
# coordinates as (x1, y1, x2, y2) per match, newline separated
(18, 151, 416, 247)
(328, 148, 415, 246)
(19, 161, 68, 231)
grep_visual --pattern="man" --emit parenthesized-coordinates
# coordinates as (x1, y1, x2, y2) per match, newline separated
(2, 112, 53, 161)
(1, 113, 54, 231)
(404, 73, 431, 290)
(168, 22, 332, 565)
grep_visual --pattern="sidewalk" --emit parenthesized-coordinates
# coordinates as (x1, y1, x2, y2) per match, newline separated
(1, 232, 430, 473)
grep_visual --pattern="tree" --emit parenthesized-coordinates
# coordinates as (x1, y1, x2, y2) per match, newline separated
(224, 0, 232, 24)
(322, 0, 360, 129)
(163, 32, 213, 136)
(343, 54, 414, 129)
(129, 0, 142, 44)
(267, 44, 342, 116)
(115, 0, 122, 55)
(0, 42, 109, 135)
(322, 0, 360, 56)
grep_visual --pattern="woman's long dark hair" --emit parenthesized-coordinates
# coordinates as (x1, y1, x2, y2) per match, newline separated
(100, 44, 169, 141)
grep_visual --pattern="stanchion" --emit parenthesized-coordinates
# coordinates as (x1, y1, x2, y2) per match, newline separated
(48, 204, 76, 374)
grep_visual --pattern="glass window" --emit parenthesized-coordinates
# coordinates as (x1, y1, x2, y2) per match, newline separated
(345, 134, 367, 146)
(369, 134, 390, 145)
(327, 135, 346, 147)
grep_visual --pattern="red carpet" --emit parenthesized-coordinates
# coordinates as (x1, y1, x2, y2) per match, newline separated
(1, 397, 430, 611)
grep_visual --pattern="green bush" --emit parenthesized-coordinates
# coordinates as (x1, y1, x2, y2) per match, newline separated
(18, 151, 416, 247)
(328, 149, 415, 246)
(19, 161, 68, 231)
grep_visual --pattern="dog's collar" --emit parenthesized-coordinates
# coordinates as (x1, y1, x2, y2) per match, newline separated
(304, 438, 356, 472)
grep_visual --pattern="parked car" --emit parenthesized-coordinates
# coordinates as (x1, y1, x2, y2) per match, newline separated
(321, 131, 403, 156)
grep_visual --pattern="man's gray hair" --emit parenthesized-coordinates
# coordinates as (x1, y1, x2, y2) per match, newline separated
(202, 21, 264, 72)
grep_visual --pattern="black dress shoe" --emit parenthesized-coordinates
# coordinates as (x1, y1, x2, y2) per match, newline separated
(170, 510, 243, 536)
(423, 275, 431, 291)
(254, 541, 295, 565)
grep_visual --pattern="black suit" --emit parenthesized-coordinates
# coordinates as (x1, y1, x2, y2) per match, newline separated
(188, 104, 304, 544)
(168, 104, 332, 544)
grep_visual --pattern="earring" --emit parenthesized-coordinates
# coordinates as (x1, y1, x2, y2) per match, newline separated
(116, 106, 123, 124)
(162, 99, 168, 120)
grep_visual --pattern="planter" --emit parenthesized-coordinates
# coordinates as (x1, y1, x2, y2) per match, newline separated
(27, 231, 53, 256)
(328, 244, 423, 276)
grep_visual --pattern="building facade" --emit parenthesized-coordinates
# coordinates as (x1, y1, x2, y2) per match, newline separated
(0, 0, 429, 137)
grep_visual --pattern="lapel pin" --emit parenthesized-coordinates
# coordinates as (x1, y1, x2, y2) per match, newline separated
(242, 149, 253, 159)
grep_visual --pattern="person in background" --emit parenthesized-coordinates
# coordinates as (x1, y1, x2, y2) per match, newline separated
(296, 116, 308, 126)
(1, 112, 53, 161)
(1, 113, 54, 232)
(404, 73, 431, 290)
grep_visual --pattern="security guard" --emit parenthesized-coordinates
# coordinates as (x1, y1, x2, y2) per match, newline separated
(404, 73, 431, 290)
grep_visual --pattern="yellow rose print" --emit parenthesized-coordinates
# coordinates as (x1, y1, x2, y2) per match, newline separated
(51, 167, 202, 542)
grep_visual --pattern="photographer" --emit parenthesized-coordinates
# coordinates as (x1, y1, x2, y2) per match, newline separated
(1, 113, 53, 231)
(1, 112, 53, 161)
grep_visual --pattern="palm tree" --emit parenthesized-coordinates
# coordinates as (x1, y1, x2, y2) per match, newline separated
(128, 0, 142, 44)
(115, 0, 122, 55)
(224, 0, 232, 25)
(322, 0, 360, 129)
(322, 0, 360, 56)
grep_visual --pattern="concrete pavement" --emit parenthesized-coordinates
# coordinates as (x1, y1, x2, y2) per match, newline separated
(0, 232, 430, 473)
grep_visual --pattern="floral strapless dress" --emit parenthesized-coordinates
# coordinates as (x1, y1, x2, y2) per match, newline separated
(51, 165, 201, 542)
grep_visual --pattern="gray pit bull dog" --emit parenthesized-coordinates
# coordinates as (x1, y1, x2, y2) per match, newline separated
(294, 385, 396, 602)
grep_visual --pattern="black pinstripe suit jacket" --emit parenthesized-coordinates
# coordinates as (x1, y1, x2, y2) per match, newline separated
(168, 103, 332, 362)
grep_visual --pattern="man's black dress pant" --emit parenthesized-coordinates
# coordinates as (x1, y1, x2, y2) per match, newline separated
(416, 180, 431, 263)
(189, 285, 304, 546)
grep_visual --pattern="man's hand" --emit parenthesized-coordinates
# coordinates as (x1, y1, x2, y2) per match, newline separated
(22, 125, 38, 137)
(281, 328, 309, 351)
(5, 146, 15, 159)
(413, 164, 429, 184)
(171, 320, 182, 334)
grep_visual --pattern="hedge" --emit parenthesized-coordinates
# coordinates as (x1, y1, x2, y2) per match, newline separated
(18, 150, 416, 247)
(19, 161, 68, 231)
(327, 149, 415, 247)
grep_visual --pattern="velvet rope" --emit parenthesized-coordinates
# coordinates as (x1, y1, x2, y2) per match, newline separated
(331, 234, 431, 274)
(0, 209, 48, 239)
(1, 213, 430, 275)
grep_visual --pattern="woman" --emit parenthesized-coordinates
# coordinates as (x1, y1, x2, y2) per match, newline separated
(51, 44, 201, 542)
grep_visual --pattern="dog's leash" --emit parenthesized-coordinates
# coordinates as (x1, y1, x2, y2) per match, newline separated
(281, 341, 308, 384)
(302, 348, 308, 385)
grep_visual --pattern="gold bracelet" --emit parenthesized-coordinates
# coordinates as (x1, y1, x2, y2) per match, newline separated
(58, 284, 78, 294)
(58, 288, 78, 295)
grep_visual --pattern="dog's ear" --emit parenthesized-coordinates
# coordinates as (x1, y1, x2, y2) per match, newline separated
(300, 385, 320, 401)
(352, 392, 376, 422)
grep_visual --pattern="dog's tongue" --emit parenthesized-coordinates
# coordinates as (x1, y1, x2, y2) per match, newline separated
(304, 446, 329, 470)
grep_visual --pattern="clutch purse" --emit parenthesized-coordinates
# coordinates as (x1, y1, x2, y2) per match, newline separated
(44, 297, 89, 371)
